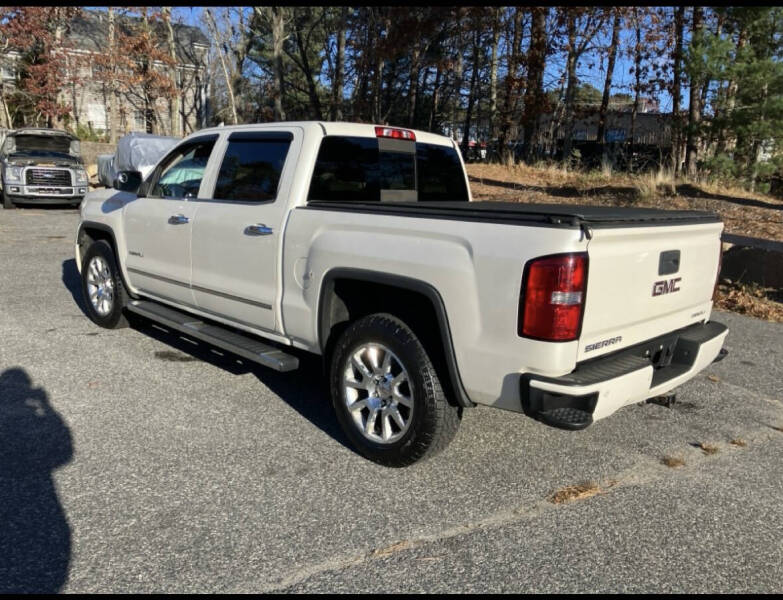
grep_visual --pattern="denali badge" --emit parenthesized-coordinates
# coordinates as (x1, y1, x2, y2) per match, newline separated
(585, 336, 622, 353)
(652, 277, 681, 296)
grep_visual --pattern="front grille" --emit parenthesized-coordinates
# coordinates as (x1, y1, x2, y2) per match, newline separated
(25, 168, 72, 186)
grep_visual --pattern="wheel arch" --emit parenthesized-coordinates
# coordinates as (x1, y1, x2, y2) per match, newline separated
(77, 221, 136, 298)
(317, 267, 474, 408)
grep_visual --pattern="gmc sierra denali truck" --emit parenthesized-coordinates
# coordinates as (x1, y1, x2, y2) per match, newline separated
(1, 128, 88, 209)
(74, 122, 728, 466)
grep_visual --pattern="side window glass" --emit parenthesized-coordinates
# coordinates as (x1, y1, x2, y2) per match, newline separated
(213, 135, 292, 201)
(149, 140, 215, 199)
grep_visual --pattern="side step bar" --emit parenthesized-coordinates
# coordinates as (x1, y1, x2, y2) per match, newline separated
(126, 300, 299, 372)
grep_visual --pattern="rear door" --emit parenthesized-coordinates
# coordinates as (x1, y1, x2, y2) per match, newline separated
(189, 128, 301, 332)
(123, 135, 218, 306)
(578, 221, 723, 361)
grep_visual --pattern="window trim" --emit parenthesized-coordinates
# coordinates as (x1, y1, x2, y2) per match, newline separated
(204, 131, 294, 205)
(145, 134, 219, 200)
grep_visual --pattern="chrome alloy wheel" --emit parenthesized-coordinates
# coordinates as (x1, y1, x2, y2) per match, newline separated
(343, 343, 414, 444)
(86, 255, 115, 317)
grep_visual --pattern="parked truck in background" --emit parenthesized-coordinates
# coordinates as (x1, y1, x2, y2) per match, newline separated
(74, 122, 729, 466)
(1, 128, 88, 209)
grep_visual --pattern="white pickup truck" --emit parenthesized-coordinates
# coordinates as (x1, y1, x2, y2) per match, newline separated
(75, 122, 728, 466)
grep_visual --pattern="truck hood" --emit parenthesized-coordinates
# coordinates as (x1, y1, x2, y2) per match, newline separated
(3, 133, 81, 163)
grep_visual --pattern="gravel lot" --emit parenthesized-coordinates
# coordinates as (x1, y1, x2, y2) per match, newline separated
(1, 207, 782, 593)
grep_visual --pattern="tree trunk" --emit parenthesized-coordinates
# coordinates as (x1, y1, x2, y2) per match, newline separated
(331, 6, 346, 120)
(715, 25, 747, 156)
(269, 7, 287, 121)
(630, 10, 642, 169)
(597, 9, 621, 145)
(294, 12, 324, 120)
(497, 8, 522, 163)
(522, 7, 547, 163)
(685, 7, 703, 179)
(107, 7, 118, 143)
(429, 65, 441, 131)
(488, 8, 500, 143)
(206, 8, 239, 124)
(408, 46, 420, 127)
(0, 82, 11, 128)
(450, 13, 464, 141)
(672, 6, 685, 174)
(163, 7, 180, 136)
(561, 11, 578, 167)
(460, 28, 481, 157)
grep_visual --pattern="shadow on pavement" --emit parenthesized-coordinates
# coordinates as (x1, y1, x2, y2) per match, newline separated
(60, 258, 354, 454)
(61, 259, 88, 316)
(0, 368, 73, 593)
(129, 318, 354, 454)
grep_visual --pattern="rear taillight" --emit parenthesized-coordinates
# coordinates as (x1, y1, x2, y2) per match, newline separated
(519, 253, 588, 342)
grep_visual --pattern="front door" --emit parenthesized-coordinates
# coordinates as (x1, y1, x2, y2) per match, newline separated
(190, 129, 301, 333)
(123, 135, 218, 307)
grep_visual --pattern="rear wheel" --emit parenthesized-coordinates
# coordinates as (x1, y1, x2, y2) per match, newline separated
(80, 240, 129, 329)
(329, 313, 461, 467)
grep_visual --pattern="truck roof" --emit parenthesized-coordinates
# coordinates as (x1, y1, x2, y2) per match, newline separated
(193, 121, 456, 148)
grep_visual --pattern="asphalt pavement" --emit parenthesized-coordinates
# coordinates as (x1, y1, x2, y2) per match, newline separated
(0, 207, 781, 593)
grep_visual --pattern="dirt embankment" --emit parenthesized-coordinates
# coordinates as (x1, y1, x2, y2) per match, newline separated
(466, 163, 783, 242)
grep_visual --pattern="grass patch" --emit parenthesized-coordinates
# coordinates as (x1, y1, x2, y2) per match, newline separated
(661, 455, 686, 468)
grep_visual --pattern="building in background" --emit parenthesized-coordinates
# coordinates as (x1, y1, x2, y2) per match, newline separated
(0, 9, 209, 138)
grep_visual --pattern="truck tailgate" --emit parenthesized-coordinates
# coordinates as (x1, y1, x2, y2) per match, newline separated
(578, 221, 723, 361)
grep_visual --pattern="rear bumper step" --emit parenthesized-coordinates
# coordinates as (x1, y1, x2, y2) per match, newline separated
(126, 300, 299, 372)
(522, 320, 728, 429)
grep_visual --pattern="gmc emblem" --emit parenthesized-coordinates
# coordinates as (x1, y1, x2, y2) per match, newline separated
(652, 277, 681, 296)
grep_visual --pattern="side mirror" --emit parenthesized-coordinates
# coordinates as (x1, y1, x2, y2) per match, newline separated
(113, 171, 142, 194)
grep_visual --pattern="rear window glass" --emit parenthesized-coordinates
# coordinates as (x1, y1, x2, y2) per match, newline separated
(307, 137, 379, 202)
(416, 143, 469, 202)
(214, 137, 291, 201)
(307, 136, 468, 203)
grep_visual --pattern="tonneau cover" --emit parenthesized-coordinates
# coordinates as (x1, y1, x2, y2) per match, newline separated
(305, 200, 720, 230)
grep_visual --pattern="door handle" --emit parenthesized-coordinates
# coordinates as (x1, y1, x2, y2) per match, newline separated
(244, 223, 273, 236)
(168, 214, 189, 225)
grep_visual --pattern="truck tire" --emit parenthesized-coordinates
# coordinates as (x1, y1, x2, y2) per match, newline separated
(2, 190, 15, 209)
(329, 313, 461, 467)
(80, 239, 129, 329)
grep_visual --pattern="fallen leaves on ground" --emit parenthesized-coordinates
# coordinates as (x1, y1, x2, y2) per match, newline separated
(714, 282, 783, 323)
(549, 481, 608, 504)
(698, 442, 720, 455)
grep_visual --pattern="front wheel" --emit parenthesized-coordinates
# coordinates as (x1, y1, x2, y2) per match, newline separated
(329, 313, 461, 467)
(80, 240, 129, 329)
